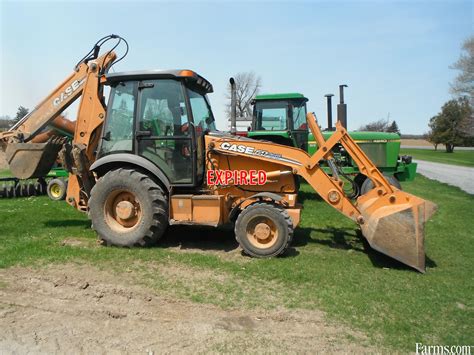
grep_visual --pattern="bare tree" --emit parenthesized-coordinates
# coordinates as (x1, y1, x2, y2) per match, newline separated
(226, 72, 262, 120)
(359, 119, 390, 132)
(450, 36, 474, 99)
(450, 36, 474, 138)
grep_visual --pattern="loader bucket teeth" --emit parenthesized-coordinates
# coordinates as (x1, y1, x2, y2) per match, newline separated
(4, 137, 65, 179)
(358, 189, 437, 272)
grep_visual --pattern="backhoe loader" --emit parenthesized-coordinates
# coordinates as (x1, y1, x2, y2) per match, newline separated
(0, 35, 436, 272)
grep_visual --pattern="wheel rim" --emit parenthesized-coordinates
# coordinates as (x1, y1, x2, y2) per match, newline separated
(50, 183, 62, 198)
(246, 216, 278, 249)
(104, 190, 142, 232)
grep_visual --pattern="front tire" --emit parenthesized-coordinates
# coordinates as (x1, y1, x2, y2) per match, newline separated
(360, 174, 402, 195)
(89, 168, 168, 247)
(235, 203, 293, 258)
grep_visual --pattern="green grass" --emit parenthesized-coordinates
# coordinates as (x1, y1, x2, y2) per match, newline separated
(0, 176, 473, 350)
(400, 148, 474, 167)
(0, 169, 12, 178)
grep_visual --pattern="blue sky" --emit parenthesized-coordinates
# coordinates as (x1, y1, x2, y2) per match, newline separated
(0, 0, 472, 134)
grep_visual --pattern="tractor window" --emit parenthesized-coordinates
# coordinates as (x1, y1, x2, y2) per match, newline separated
(292, 103, 307, 130)
(255, 101, 288, 130)
(100, 81, 136, 154)
(187, 89, 216, 133)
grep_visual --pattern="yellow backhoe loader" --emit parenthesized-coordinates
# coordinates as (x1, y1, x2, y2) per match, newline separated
(0, 35, 436, 272)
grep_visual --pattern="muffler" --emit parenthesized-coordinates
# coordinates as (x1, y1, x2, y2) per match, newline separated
(4, 136, 66, 179)
(357, 188, 437, 272)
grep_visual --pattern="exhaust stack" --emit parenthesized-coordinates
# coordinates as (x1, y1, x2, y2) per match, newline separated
(324, 94, 334, 131)
(229, 77, 237, 135)
(337, 84, 348, 129)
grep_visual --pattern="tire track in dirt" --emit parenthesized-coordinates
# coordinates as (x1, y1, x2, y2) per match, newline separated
(0, 264, 377, 353)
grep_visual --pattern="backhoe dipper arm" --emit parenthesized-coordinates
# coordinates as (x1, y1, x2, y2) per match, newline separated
(1, 52, 116, 144)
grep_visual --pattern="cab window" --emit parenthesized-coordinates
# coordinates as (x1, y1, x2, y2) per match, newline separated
(255, 101, 288, 130)
(187, 88, 216, 133)
(292, 102, 307, 130)
(100, 81, 135, 154)
(139, 80, 189, 136)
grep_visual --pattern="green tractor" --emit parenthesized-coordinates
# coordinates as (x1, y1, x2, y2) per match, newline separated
(244, 87, 416, 196)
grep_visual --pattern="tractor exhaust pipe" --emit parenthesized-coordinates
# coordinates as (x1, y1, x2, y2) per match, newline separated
(230, 77, 237, 135)
(337, 84, 348, 129)
(325, 94, 334, 131)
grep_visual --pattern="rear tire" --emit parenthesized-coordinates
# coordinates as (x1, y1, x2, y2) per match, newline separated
(89, 168, 168, 247)
(235, 203, 293, 258)
(47, 178, 67, 201)
(360, 174, 402, 195)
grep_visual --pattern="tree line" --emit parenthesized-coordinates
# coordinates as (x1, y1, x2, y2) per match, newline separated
(0, 106, 29, 130)
(356, 36, 473, 152)
(426, 37, 473, 152)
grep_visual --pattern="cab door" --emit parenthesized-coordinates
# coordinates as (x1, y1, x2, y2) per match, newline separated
(290, 101, 309, 151)
(135, 79, 195, 185)
(185, 87, 217, 184)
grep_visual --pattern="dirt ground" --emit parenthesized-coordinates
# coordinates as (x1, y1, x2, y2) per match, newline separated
(400, 139, 433, 147)
(0, 264, 375, 354)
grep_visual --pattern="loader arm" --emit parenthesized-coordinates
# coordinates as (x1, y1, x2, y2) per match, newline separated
(207, 113, 436, 272)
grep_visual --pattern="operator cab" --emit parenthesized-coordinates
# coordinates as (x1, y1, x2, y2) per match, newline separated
(250, 93, 308, 149)
(98, 69, 216, 186)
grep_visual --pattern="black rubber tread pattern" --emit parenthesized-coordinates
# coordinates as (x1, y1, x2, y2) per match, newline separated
(360, 174, 402, 195)
(89, 168, 168, 247)
(235, 202, 293, 258)
(47, 178, 67, 201)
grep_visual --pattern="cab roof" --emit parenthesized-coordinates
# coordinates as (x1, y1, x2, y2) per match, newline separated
(105, 69, 213, 93)
(255, 93, 308, 101)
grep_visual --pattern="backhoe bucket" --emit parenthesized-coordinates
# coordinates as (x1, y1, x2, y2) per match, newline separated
(358, 189, 437, 272)
(4, 137, 65, 179)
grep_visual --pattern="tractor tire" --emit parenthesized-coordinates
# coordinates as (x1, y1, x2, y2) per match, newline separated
(89, 168, 168, 247)
(360, 174, 402, 196)
(235, 202, 293, 258)
(47, 178, 67, 201)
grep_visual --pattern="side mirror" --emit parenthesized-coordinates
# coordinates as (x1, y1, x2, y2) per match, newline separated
(102, 131, 111, 141)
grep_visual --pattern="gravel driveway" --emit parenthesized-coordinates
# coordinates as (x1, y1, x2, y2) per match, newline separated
(401, 146, 474, 150)
(415, 159, 474, 194)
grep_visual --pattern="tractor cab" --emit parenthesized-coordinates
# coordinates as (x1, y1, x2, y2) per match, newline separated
(249, 93, 309, 150)
(98, 69, 216, 186)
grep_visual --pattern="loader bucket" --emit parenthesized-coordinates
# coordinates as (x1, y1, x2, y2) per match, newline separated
(358, 189, 437, 272)
(4, 137, 65, 179)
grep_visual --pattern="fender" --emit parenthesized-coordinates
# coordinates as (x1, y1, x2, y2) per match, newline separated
(228, 192, 284, 221)
(90, 153, 171, 191)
